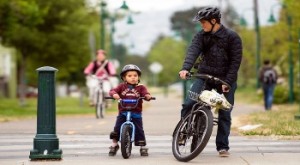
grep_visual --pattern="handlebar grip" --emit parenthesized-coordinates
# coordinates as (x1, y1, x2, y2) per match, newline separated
(105, 97, 114, 99)
(150, 97, 156, 100)
(186, 72, 193, 80)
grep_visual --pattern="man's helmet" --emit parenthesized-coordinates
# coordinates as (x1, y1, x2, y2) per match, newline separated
(193, 7, 221, 22)
(120, 64, 142, 80)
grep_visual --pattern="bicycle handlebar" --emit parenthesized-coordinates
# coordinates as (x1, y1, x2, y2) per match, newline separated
(88, 74, 107, 81)
(105, 97, 155, 110)
(186, 73, 231, 90)
(104, 97, 156, 100)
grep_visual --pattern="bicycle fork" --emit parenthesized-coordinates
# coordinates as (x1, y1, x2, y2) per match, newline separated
(119, 111, 136, 142)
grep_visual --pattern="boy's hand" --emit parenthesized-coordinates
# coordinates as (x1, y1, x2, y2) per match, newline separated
(112, 94, 120, 100)
(145, 94, 152, 101)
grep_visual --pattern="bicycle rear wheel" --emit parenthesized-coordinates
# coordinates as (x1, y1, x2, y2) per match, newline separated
(120, 125, 132, 159)
(95, 90, 105, 119)
(172, 108, 213, 162)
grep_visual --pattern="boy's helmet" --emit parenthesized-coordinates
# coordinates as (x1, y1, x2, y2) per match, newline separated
(120, 64, 142, 80)
(193, 7, 221, 22)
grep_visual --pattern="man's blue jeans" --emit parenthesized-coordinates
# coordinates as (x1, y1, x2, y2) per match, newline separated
(181, 78, 237, 151)
(262, 83, 275, 110)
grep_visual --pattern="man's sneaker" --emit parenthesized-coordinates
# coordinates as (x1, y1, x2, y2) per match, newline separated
(219, 149, 230, 157)
(140, 147, 149, 156)
(108, 145, 119, 156)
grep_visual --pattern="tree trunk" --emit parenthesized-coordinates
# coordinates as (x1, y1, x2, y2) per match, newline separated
(18, 53, 26, 106)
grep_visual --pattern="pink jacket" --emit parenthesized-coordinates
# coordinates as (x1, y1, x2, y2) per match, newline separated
(84, 60, 116, 79)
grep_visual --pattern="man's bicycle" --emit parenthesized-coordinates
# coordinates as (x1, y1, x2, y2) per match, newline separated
(172, 73, 232, 162)
(89, 75, 107, 119)
(105, 96, 155, 159)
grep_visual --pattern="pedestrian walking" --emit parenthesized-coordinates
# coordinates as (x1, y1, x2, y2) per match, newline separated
(259, 59, 278, 110)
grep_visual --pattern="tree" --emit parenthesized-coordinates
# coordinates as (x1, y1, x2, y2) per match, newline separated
(147, 36, 186, 86)
(0, 0, 96, 105)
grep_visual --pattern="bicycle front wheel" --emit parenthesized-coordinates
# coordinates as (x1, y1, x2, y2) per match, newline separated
(120, 125, 132, 159)
(172, 108, 213, 162)
(95, 90, 105, 119)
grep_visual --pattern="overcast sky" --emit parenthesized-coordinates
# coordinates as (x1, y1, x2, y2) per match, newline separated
(91, 0, 281, 55)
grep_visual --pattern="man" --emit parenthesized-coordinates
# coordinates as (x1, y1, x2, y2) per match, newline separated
(259, 59, 277, 110)
(178, 7, 242, 157)
(84, 49, 117, 106)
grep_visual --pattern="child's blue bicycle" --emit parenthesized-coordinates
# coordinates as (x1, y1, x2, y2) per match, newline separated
(105, 96, 155, 159)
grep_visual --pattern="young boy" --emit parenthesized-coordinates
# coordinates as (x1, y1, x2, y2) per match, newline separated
(108, 64, 152, 156)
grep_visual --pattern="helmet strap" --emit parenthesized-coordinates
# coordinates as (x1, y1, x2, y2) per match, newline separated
(208, 20, 216, 33)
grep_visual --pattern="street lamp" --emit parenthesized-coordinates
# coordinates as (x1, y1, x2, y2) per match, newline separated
(268, 3, 294, 103)
(99, 1, 107, 49)
(295, 28, 300, 120)
(109, 1, 136, 67)
(120, 0, 129, 10)
(239, 3, 261, 89)
(253, 0, 261, 89)
(99, 0, 130, 51)
(239, 8, 253, 27)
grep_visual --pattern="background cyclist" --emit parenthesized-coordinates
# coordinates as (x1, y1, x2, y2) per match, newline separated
(84, 49, 117, 106)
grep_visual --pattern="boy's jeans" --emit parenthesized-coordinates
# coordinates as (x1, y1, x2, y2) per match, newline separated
(180, 78, 237, 151)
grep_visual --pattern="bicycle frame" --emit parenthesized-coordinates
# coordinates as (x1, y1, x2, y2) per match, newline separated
(105, 97, 155, 143)
(118, 98, 141, 143)
(90, 76, 104, 103)
(89, 75, 107, 118)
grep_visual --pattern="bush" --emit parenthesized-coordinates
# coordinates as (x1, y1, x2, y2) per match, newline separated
(273, 84, 289, 104)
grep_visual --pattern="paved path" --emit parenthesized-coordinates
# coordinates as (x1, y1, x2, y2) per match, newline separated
(1, 91, 300, 165)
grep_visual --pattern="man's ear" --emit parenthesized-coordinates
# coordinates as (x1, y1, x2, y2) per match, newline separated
(211, 19, 216, 24)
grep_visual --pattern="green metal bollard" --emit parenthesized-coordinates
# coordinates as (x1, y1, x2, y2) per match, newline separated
(29, 66, 62, 160)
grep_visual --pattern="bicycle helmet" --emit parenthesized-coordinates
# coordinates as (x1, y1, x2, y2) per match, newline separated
(193, 7, 221, 22)
(120, 64, 142, 80)
(96, 49, 106, 56)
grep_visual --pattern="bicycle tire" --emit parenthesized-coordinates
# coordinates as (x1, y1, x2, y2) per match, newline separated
(95, 91, 100, 119)
(172, 108, 213, 162)
(95, 90, 105, 119)
(121, 125, 132, 159)
(100, 91, 105, 118)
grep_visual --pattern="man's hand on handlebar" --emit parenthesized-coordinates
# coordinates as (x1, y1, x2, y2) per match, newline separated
(179, 70, 189, 80)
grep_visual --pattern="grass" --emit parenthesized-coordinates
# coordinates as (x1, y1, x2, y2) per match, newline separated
(0, 97, 117, 122)
(235, 86, 263, 104)
(234, 86, 300, 138)
(236, 104, 300, 138)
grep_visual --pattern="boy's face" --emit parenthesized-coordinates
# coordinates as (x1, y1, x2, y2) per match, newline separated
(124, 71, 139, 84)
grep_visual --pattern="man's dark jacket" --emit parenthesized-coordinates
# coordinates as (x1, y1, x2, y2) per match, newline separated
(181, 25, 242, 85)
